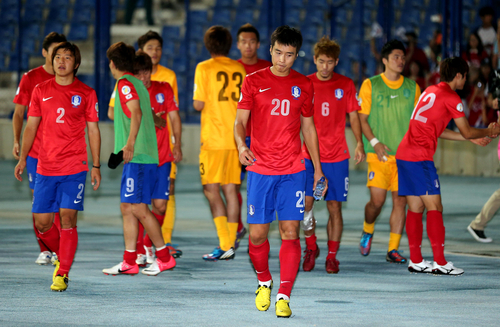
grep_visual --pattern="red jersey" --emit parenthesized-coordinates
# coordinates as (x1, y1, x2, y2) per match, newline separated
(396, 82, 465, 162)
(28, 78, 99, 176)
(116, 73, 140, 118)
(238, 67, 314, 175)
(148, 81, 178, 165)
(302, 73, 360, 162)
(14, 66, 55, 159)
(237, 59, 272, 137)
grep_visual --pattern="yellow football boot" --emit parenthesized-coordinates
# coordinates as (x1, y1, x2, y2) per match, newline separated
(275, 298, 292, 318)
(50, 274, 69, 292)
(255, 281, 273, 311)
(52, 260, 60, 282)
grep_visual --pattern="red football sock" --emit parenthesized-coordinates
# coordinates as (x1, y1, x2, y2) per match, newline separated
(123, 250, 136, 266)
(278, 239, 301, 298)
(406, 210, 424, 263)
(57, 227, 78, 276)
(155, 246, 171, 262)
(237, 192, 244, 232)
(144, 212, 165, 248)
(305, 234, 317, 251)
(426, 210, 447, 265)
(54, 212, 61, 232)
(33, 214, 49, 252)
(137, 223, 145, 255)
(248, 237, 272, 282)
(38, 223, 60, 256)
(327, 241, 340, 260)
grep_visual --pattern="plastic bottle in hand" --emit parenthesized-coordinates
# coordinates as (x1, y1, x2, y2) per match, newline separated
(313, 177, 326, 201)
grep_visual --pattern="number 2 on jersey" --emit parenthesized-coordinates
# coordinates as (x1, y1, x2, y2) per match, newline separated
(271, 99, 290, 116)
(217, 71, 242, 102)
(56, 108, 65, 123)
(411, 91, 436, 123)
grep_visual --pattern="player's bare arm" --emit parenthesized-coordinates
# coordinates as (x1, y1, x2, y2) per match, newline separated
(193, 100, 205, 112)
(87, 121, 102, 190)
(12, 104, 27, 159)
(14, 116, 41, 181)
(108, 106, 114, 121)
(168, 110, 183, 163)
(301, 115, 328, 196)
(454, 116, 500, 140)
(349, 110, 366, 164)
(153, 110, 166, 129)
(359, 112, 390, 162)
(234, 108, 255, 166)
(123, 99, 141, 163)
(439, 127, 491, 146)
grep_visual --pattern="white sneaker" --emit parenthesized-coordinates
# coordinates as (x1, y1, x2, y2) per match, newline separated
(35, 251, 52, 265)
(145, 246, 155, 264)
(51, 252, 58, 265)
(102, 261, 139, 275)
(408, 259, 433, 273)
(136, 253, 147, 266)
(432, 261, 464, 276)
(141, 256, 176, 276)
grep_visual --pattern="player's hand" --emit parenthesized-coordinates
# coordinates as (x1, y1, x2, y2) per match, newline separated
(470, 137, 492, 147)
(14, 159, 26, 182)
(172, 144, 183, 163)
(238, 145, 256, 166)
(122, 144, 134, 164)
(312, 171, 328, 197)
(12, 142, 20, 160)
(91, 167, 101, 191)
(153, 111, 166, 129)
(354, 142, 366, 165)
(488, 122, 500, 138)
(373, 142, 391, 162)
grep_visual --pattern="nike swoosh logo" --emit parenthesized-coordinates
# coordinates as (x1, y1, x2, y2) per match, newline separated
(280, 281, 291, 284)
(390, 95, 398, 99)
(259, 88, 271, 92)
(343, 193, 348, 197)
(74, 200, 81, 204)
(118, 267, 134, 273)
(124, 193, 134, 197)
(300, 210, 304, 213)
(165, 192, 169, 196)
(43, 97, 53, 101)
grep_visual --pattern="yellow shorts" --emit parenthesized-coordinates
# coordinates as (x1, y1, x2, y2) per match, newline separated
(199, 149, 241, 185)
(170, 162, 177, 179)
(366, 153, 398, 192)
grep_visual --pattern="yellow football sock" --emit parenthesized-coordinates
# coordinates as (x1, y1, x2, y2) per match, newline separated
(161, 195, 176, 244)
(228, 222, 239, 248)
(363, 221, 375, 234)
(388, 232, 402, 252)
(214, 216, 231, 251)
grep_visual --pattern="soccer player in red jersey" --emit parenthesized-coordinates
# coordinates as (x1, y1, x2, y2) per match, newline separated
(12, 32, 67, 265)
(234, 23, 272, 249)
(396, 57, 500, 275)
(14, 42, 102, 291)
(235, 25, 327, 318)
(301, 36, 365, 274)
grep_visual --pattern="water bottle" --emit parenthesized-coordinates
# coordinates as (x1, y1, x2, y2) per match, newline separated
(313, 177, 326, 201)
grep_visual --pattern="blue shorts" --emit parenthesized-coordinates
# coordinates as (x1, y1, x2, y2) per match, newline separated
(247, 171, 306, 224)
(152, 162, 171, 200)
(121, 163, 157, 204)
(26, 155, 38, 190)
(240, 136, 251, 181)
(305, 158, 349, 202)
(397, 159, 441, 196)
(32, 171, 87, 213)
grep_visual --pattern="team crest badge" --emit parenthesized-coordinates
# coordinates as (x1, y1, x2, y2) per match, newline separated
(291, 86, 301, 99)
(156, 93, 165, 104)
(248, 204, 255, 216)
(369, 171, 375, 180)
(456, 103, 463, 112)
(95, 102, 99, 113)
(121, 85, 131, 95)
(335, 89, 344, 100)
(71, 95, 81, 107)
(403, 89, 410, 98)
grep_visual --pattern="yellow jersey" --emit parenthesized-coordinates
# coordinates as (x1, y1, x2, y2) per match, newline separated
(193, 57, 246, 150)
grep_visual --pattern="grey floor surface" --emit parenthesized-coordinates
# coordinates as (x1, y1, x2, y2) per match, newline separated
(0, 160, 499, 326)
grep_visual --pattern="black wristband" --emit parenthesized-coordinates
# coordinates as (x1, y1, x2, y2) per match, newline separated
(93, 165, 101, 169)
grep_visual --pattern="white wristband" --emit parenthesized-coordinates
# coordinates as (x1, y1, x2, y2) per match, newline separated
(370, 138, 380, 147)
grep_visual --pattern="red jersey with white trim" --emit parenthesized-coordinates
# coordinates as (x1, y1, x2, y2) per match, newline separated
(238, 67, 314, 175)
(237, 59, 272, 137)
(116, 73, 140, 119)
(28, 78, 99, 176)
(302, 73, 360, 162)
(396, 82, 465, 162)
(14, 66, 55, 159)
(148, 81, 178, 165)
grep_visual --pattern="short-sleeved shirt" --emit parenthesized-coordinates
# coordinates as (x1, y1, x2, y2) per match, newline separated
(28, 78, 99, 176)
(238, 67, 314, 175)
(237, 58, 272, 137)
(193, 56, 246, 150)
(14, 66, 55, 159)
(148, 81, 178, 165)
(302, 72, 360, 163)
(396, 82, 465, 162)
(116, 77, 140, 118)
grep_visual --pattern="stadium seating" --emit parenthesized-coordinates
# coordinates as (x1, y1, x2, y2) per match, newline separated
(68, 23, 89, 41)
(47, 8, 70, 24)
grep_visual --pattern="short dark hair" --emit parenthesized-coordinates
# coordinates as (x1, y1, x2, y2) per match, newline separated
(42, 32, 67, 51)
(381, 39, 406, 60)
(204, 26, 232, 56)
(133, 51, 153, 74)
(106, 42, 135, 73)
(314, 36, 340, 60)
(237, 23, 260, 42)
(138, 30, 163, 49)
(479, 6, 494, 17)
(270, 25, 302, 53)
(440, 57, 469, 82)
(51, 42, 81, 75)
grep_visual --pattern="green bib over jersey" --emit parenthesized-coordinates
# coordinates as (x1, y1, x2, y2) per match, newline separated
(113, 74, 159, 164)
(363, 75, 416, 156)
